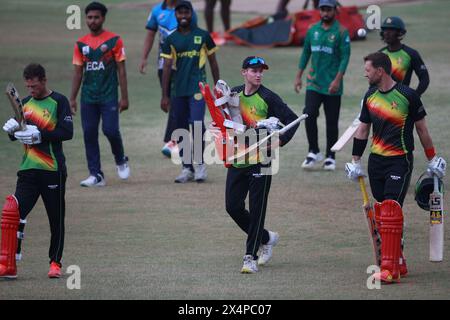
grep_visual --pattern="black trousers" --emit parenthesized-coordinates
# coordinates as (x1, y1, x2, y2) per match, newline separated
(14, 169, 66, 264)
(303, 90, 341, 159)
(225, 164, 272, 259)
(368, 153, 413, 207)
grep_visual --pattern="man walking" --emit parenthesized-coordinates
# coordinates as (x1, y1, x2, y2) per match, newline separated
(220, 56, 299, 273)
(160, 0, 220, 183)
(70, 1, 130, 187)
(1, 64, 73, 279)
(345, 52, 446, 284)
(139, 0, 198, 158)
(294, 0, 350, 171)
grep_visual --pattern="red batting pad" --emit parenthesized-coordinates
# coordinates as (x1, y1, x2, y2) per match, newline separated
(0, 195, 20, 278)
(379, 200, 403, 280)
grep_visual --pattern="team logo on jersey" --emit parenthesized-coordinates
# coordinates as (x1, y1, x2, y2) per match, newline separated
(391, 101, 398, 109)
(328, 34, 336, 42)
(397, 57, 403, 66)
(194, 36, 202, 44)
(314, 31, 320, 40)
(42, 109, 50, 118)
(100, 44, 108, 52)
(250, 106, 257, 115)
(82, 46, 90, 55)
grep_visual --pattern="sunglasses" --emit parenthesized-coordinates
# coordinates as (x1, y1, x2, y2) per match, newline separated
(247, 57, 266, 66)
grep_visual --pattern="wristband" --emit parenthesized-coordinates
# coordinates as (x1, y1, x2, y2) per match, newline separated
(352, 138, 368, 157)
(425, 147, 436, 160)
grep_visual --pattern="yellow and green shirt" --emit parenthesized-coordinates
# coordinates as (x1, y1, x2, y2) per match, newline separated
(16, 92, 73, 172)
(360, 83, 426, 157)
(161, 27, 217, 97)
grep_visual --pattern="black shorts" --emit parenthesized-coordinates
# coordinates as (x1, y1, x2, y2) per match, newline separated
(368, 153, 413, 206)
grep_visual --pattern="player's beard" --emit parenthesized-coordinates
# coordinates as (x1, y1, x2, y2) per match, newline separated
(321, 16, 334, 24)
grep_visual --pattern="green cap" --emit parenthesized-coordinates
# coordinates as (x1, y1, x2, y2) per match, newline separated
(381, 16, 406, 33)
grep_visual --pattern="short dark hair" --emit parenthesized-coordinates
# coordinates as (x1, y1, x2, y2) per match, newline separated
(23, 63, 46, 81)
(85, 2, 108, 16)
(364, 52, 392, 75)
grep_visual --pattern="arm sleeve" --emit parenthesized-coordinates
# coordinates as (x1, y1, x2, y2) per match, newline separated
(40, 95, 74, 142)
(338, 29, 351, 73)
(266, 90, 299, 146)
(359, 92, 372, 124)
(410, 49, 430, 96)
(298, 28, 312, 70)
(160, 36, 174, 60)
(407, 88, 427, 121)
(113, 37, 126, 62)
(205, 33, 218, 55)
(145, 7, 158, 31)
(72, 42, 84, 66)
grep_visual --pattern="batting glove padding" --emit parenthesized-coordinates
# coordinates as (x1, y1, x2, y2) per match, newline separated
(14, 125, 41, 145)
(2, 118, 20, 135)
(345, 160, 366, 182)
(427, 156, 446, 178)
(256, 117, 282, 132)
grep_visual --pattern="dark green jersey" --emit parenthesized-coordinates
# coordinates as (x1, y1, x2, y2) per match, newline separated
(161, 27, 217, 97)
(17, 92, 73, 172)
(299, 20, 351, 96)
(73, 30, 126, 104)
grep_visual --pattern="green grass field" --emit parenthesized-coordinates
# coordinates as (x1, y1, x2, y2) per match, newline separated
(0, 0, 449, 300)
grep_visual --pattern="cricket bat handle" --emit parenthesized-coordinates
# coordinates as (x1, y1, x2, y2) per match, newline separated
(359, 176, 369, 207)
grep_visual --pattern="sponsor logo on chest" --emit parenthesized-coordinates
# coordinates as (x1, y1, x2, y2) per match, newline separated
(86, 61, 105, 71)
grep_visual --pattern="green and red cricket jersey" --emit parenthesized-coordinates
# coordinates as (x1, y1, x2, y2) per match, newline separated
(360, 83, 426, 157)
(73, 30, 126, 104)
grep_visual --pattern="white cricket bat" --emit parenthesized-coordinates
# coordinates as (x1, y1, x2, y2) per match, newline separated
(227, 114, 308, 162)
(429, 175, 444, 262)
(331, 114, 361, 152)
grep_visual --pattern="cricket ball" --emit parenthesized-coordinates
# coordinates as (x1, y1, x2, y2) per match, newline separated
(357, 28, 367, 38)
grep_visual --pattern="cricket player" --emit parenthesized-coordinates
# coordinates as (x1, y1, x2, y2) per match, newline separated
(139, 0, 198, 158)
(218, 56, 299, 274)
(160, 0, 220, 183)
(294, 0, 351, 171)
(345, 52, 446, 283)
(379, 16, 430, 97)
(0, 64, 73, 279)
(70, 1, 130, 187)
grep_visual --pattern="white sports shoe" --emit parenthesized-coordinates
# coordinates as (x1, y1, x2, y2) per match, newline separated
(194, 164, 207, 182)
(80, 174, 106, 187)
(174, 167, 194, 183)
(241, 255, 258, 274)
(301, 152, 324, 169)
(323, 157, 336, 171)
(258, 231, 279, 266)
(117, 157, 130, 180)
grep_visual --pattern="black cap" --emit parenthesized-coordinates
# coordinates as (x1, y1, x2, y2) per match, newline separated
(175, 0, 193, 12)
(242, 56, 269, 70)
